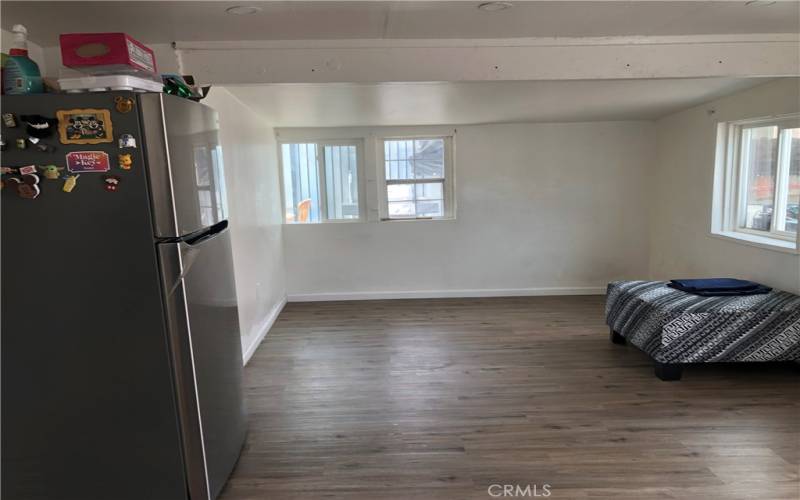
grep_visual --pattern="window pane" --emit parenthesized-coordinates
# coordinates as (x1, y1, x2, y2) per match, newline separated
(388, 201, 416, 218)
(414, 139, 444, 179)
(281, 143, 321, 223)
(384, 138, 445, 181)
(387, 183, 414, 202)
(324, 144, 359, 220)
(783, 128, 799, 233)
(385, 140, 415, 180)
(741, 126, 778, 231)
(386, 181, 444, 218)
(416, 182, 443, 200)
(416, 199, 443, 217)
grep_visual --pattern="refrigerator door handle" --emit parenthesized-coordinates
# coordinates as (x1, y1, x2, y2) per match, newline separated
(183, 220, 228, 246)
(157, 220, 229, 246)
(165, 246, 201, 297)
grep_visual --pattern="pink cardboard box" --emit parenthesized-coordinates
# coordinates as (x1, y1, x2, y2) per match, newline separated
(60, 33, 157, 76)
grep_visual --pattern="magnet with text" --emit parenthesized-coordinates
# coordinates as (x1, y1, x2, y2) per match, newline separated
(7, 173, 41, 199)
(114, 96, 135, 114)
(103, 175, 120, 192)
(118, 153, 133, 170)
(62, 174, 80, 193)
(21, 115, 58, 139)
(66, 151, 110, 173)
(118, 134, 137, 148)
(2, 113, 17, 128)
(39, 165, 65, 180)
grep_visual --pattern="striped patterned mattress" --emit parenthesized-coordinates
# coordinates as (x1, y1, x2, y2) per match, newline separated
(605, 281, 800, 363)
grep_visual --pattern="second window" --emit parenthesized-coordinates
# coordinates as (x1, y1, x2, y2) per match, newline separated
(381, 137, 454, 220)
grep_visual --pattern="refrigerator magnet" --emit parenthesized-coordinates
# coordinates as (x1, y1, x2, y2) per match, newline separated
(2, 113, 17, 128)
(7, 173, 41, 199)
(118, 153, 133, 170)
(103, 175, 120, 192)
(118, 134, 137, 148)
(62, 174, 79, 193)
(66, 151, 110, 173)
(0, 167, 16, 191)
(20, 115, 58, 139)
(16, 138, 26, 149)
(114, 96, 135, 114)
(39, 165, 64, 180)
(0, 137, 6, 151)
(56, 109, 113, 145)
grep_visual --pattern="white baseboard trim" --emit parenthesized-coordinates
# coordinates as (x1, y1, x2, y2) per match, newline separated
(287, 286, 606, 302)
(241, 296, 287, 366)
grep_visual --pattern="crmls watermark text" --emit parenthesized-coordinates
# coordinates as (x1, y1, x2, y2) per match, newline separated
(487, 484, 552, 497)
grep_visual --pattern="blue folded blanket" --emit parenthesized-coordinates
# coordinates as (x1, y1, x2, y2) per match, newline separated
(668, 278, 772, 296)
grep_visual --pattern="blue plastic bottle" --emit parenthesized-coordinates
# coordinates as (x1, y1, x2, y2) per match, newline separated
(3, 24, 43, 95)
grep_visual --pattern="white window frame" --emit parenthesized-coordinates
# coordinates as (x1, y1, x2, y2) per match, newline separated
(378, 135, 455, 221)
(278, 139, 366, 224)
(712, 113, 799, 253)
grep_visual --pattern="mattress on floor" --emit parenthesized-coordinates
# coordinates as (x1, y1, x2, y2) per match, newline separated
(605, 281, 800, 363)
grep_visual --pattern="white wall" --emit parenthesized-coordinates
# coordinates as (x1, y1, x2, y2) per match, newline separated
(202, 87, 287, 362)
(650, 78, 800, 294)
(280, 121, 655, 300)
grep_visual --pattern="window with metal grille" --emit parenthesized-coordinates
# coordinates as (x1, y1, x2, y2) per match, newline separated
(380, 137, 454, 220)
(280, 141, 363, 223)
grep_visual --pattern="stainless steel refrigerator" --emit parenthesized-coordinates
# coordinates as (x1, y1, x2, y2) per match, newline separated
(2, 92, 247, 500)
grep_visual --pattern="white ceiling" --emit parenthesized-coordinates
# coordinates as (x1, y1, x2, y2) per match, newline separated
(1, 1, 798, 46)
(225, 77, 771, 127)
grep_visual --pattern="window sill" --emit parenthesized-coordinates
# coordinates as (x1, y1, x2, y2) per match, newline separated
(380, 217, 456, 222)
(284, 219, 364, 225)
(710, 230, 798, 255)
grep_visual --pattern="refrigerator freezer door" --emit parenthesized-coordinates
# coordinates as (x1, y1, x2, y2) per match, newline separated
(140, 93, 229, 238)
(158, 227, 247, 500)
(1, 92, 187, 500)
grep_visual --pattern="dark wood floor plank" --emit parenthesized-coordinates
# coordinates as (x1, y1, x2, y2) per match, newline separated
(220, 296, 799, 500)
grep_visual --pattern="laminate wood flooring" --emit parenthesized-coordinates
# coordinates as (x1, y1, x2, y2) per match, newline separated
(219, 296, 799, 500)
